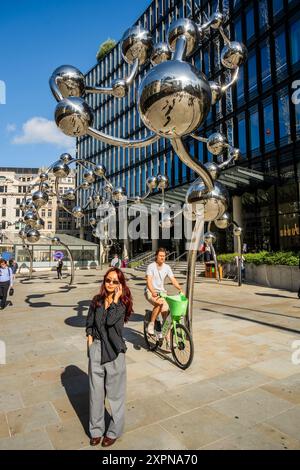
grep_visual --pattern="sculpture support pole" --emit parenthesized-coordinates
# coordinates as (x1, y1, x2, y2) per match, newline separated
(210, 244, 220, 282)
(185, 205, 204, 333)
(59, 241, 75, 286)
(236, 234, 242, 287)
(23, 243, 33, 279)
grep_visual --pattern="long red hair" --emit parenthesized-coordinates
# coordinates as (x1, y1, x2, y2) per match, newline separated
(91, 267, 133, 322)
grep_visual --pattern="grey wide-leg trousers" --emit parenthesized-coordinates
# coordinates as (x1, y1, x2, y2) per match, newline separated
(88, 339, 126, 439)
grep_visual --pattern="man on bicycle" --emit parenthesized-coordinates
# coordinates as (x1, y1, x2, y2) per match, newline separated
(145, 247, 184, 335)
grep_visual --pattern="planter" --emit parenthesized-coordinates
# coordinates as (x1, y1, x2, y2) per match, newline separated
(244, 263, 299, 292)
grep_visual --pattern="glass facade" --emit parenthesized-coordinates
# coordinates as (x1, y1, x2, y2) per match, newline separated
(78, 0, 300, 252)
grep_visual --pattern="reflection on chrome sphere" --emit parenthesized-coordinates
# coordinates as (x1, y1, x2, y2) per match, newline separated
(26, 229, 40, 244)
(150, 42, 171, 65)
(55, 97, 93, 137)
(50, 65, 85, 98)
(138, 60, 211, 137)
(32, 190, 49, 209)
(121, 25, 153, 65)
(186, 180, 229, 222)
(214, 211, 231, 229)
(52, 161, 70, 178)
(221, 42, 247, 69)
(168, 18, 199, 57)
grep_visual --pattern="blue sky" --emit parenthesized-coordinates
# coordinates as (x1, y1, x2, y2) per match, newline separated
(0, 0, 150, 168)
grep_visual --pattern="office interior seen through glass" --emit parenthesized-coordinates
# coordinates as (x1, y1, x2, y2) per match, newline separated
(71, 0, 299, 255)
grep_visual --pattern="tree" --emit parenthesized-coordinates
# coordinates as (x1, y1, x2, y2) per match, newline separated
(96, 38, 116, 62)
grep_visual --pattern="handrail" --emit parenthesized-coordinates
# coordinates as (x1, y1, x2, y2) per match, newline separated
(171, 250, 204, 272)
(129, 250, 152, 263)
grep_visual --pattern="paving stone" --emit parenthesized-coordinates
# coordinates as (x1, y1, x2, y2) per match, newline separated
(0, 391, 24, 412)
(46, 418, 89, 450)
(0, 413, 10, 439)
(0, 429, 53, 450)
(264, 406, 300, 441)
(260, 374, 300, 405)
(21, 383, 66, 407)
(208, 367, 273, 394)
(7, 402, 61, 436)
(125, 398, 179, 433)
(250, 357, 300, 380)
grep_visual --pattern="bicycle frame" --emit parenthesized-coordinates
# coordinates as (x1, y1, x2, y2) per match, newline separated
(160, 312, 187, 347)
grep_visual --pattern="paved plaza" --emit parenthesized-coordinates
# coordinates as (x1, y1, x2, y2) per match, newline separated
(0, 268, 299, 450)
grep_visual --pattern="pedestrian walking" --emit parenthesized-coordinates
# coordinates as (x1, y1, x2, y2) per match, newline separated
(0, 259, 14, 310)
(56, 259, 63, 279)
(86, 267, 133, 447)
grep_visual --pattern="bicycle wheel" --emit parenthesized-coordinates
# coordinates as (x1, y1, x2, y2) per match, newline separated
(170, 322, 194, 369)
(143, 312, 160, 351)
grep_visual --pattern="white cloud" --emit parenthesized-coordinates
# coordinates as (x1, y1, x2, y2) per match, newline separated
(6, 123, 16, 132)
(12, 117, 75, 150)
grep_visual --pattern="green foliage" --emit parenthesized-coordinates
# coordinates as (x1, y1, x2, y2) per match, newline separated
(217, 251, 299, 266)
(96, 38, 116, 62)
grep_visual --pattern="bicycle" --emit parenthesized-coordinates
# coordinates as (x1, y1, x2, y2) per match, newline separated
(143, 292, 194, 370)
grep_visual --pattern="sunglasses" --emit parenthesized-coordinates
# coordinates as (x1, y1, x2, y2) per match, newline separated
(105, 279, 120, 285)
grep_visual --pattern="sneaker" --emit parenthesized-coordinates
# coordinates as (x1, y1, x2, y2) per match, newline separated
(147, 321, 155, 335)
(163, 339, 172, 353)
(157, 332, 163, 339)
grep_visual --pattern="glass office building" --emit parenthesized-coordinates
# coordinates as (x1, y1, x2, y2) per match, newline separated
(77, 0, 300, 254)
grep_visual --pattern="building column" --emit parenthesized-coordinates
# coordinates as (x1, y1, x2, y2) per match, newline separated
(79, 225, 85, 240)
(232, 196, 243, 252)
(152, 238, 158, 252)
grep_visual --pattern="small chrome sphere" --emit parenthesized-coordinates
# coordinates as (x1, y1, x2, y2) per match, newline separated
(221, 42, 247, 69)
(83, 169, 95, 184)
(72, 205, 84, 218)
(229, 147, 241, 161)
(93, 164, 106, 177)
(234, 226, 243, 237)
(138, 60, 211, 137)
(81, 181, 91, 190)
(50, 65, 85, 98)
(150, 42, 171, 65)
(89, 217, 97, 226)
(26, 228, 40, 244)
(52, 161, 70, 178)
(39, 172, 48, 182)
(112, 187, 127, 202)
(57, 199, 64, 208)
(146, 176, 158, 190)
(19, 202, 26, 211)
(59, 152, 73, 164)
(64, 189, 76, 201)
(168, 18, 199, 56)
(111, 78, 128, 98)
(35, 218, 45, 230)
(186, 180, 229, 222)
(51, 236, 61, 244)
(204, 161, 221, 181)
(121, 25, 153, 65)
(25, 198, 33, 208)
(210, 12, 224, 30)
(204, 231, 216, 245)
(92, 193, 102, 204)
(40, 182, 50, 191)
(18, 228, 27, 240)
(157, 175, 169, 190)
(207, 132, 228, 155)
(104, 183, 113, 193)
(133, 196, 142, 204)
(159, 201, 169, 213)
(28, 203, 36, 211)
(24, 210, 39, 228)
(214, 211, 231, 229)
(55, 97, 94, 137)
(160, 214, 173, 229)
(209, 81, 222, 105)
(32, 190, 49, 209)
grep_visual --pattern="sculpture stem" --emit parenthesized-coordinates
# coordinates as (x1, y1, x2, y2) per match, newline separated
(173, 36, 187, 61)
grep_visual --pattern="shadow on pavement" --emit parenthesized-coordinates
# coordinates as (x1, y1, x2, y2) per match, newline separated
(255, 292, 299, 300)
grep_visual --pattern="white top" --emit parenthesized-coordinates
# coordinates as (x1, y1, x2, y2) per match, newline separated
(111, 257, 119, 267)
(146, 262, 174, 292)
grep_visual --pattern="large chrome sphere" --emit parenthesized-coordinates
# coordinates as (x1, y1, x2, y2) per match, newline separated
(207, 133, 228, 155)
(157, 174, 169, 190)
(138, 60, 211, 137)
(94, 164, 106, 177)
(214, 211, 231, 229)
(186, 180, 229, 222)
(121, 25, 153, 65)
(50, 65, 85, 98)
(204, 162, 221, 181)
(35, 218, 45, 230)
(221, 42, 247, 69)
(112, 187, 127, 202)
(59, 152, 73, 164)
(204, 231, 216, 245)
(168, 18, 199, 56)
(83, 169, 95, 183)
(150, 42, 171, 65)
(39, 172, 48, 182)
(72, 205, 84, 218)
(111, 78, 128, 98)
(209, 81, 222, 105)
(64, 189, 76, 201)
(24, 210, 39, 228)
(234, 226, 243, 237)
(32, 190, 49, 209)
(146, 175, 157, 190)
(55, 97, 93, 137)
(52, 161, 70, 178)
(26, 228, 40, 244)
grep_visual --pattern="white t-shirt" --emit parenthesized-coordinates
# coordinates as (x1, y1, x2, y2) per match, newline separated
(146, 262, 174, 292)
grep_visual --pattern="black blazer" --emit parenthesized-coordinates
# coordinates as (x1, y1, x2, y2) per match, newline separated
(86, 299, 127, 364)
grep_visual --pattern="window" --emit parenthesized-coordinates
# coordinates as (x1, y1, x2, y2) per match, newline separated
(41, 209, 45, 217)
(249, 107, 260, 151)
(48, 222, 52, 230)
(259, 0, 269, 29)
(289, 18, 300, 65)
(273, 0, 283, 16)
(236, 65, 244, 101)
(2, 208, 6, 217)
(2, 198, 6, 205)
(237, 113, 247, 155)
(16, 209, 20, 217)
(235, 17, 242, 42)
(277, 88, 290, 141)
(48, 209, 52, 217)
(246, 8, 255, 41)
(263, 100, 275, 146)
(16, 198, 20, 205)
(274, 31, 287, 77)
(260, 41, 271, 88)
(248, 53, 257, 94)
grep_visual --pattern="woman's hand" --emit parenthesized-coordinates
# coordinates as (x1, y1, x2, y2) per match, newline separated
(113, 284, 123, 303)
(87, 335, 93, 347)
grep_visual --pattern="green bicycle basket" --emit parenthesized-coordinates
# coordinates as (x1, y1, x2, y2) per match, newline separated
(160, 292, 188, 320)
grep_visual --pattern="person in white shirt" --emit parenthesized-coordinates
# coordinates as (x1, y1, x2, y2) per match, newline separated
(145, 248, 183, 335)
(0, 258, 13, 310)
(110, 254, 120, 268)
